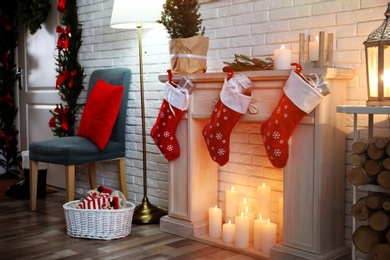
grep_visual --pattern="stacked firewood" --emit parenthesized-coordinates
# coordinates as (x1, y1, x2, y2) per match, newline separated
(349, 136, 390, 258)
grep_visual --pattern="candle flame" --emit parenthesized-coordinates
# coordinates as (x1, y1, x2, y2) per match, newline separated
(280, 44, 285, 50)
(241, 212, 244, 218)
(316, 35, 319, 42)
(262, 182, 265, 188)
(228, 220, 231, 224)
(231, 186, 235, 191)
(244, 197, 246, 203)
(259, 214, 262, 221)
(214, 205, 218, 210)
(268, 218, 271, 225)
(246, 205, 249, 213)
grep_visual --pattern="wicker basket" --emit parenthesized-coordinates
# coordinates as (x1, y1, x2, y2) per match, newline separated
(63, 200, 135, 240)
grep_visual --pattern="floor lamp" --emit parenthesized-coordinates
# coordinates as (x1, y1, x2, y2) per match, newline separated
(110, 0, 166, 224)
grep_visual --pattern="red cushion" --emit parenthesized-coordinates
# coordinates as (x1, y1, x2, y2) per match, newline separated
(77, 79, 124, 150)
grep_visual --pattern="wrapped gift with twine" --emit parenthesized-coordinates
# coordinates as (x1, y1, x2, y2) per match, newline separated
(169, 35, 209, 74)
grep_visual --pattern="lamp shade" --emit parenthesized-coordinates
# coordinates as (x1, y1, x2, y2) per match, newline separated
(110, 0, 164, 29)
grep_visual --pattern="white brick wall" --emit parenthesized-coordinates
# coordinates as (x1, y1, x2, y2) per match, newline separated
(76, 0, 390, 251)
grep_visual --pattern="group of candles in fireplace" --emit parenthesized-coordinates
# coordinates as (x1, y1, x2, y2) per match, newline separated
(208, 183, 282, 257)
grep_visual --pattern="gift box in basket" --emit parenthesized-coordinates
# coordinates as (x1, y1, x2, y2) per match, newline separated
(63, 186, 135, 240)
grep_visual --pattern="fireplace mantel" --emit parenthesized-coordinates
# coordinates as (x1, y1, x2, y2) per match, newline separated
(158, 68, 354, 260)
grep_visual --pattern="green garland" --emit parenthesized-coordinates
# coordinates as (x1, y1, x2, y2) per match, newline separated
(223, 54, 274, 71)
(49, 0, 84, 137)
(16, 0, 51, 35)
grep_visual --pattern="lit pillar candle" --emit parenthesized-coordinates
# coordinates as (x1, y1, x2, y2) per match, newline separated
(244, 206, 255, 242)
(262, 218, 277, 257)
(235, 212, 249, 248)
(309, 35, 319, 61)
(278, 197, 283, 243)
(225, 186, 238, 223)
(254, 214, 263, 250)
(273, 45, 292, 70)
(222, 220, 235, 244)
(209, 205, 222, 238)
(257, 182, 271, 220)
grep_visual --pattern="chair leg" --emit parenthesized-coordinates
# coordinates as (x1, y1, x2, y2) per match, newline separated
(88, 162, 97, 189)
(29, 160, 39, 211)
(117, 159, 128, 200)
(65, 166, 75, 202)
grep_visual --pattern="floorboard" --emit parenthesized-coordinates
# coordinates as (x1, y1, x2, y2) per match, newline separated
(0, 190, 258, 259)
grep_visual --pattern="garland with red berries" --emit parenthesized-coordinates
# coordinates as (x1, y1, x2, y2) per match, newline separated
(49, 0, 84, 137)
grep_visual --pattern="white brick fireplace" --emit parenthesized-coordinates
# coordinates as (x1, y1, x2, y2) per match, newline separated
(158, 68, 354, 260)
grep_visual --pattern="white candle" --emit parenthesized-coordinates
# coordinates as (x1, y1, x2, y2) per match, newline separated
(238, 197, 252, 214)
(274, 45, 292, 70)
(222, 220, 235, 244)
(235, 212, 249, 248)
(244, 206, 255, 242)
(309, 36, 319, 61)
(226, 186, 238, 223)
(262, 218, 277, 257)
(278, 197, 283, 243)
(257, 182, 271, 220)
(209, 205, 222, 238)
(254, 214, 263, 250)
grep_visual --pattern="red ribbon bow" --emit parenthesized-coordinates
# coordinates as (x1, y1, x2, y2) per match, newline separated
(56, 69, 76, 89)
(0, 131, 13, 148)
(56, 26, 71, 50)
(0, 93, 13, 107)
(57, 0, 66, 12)
(49, 105, 69, 131)
(0, 15, 12, 30)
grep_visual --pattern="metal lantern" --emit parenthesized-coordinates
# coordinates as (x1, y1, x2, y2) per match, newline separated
(364, 2, 390, 106)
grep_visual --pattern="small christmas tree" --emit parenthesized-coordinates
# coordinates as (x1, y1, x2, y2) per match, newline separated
(49, 0, 84, 137)
(158, 0, 205, 39)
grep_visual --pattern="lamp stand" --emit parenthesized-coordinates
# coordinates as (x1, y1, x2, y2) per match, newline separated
(132, 25, 166, 224)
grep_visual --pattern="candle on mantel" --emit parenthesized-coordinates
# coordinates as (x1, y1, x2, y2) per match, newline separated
(235, 212, 249, 248)
(257, 182, 271, 220)
(225, 186, 238, 223)
(244, 206, 255, 242)
(309, 35, 319, 61)
(209, 205, 222, 238)
(222, 220, 235, 244)
(254, 214, 263, 250)
(273, 44, 292, 70)
(262, 218, 277, 257)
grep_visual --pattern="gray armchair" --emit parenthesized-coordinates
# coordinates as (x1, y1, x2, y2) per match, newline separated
(28, 68, 131, 211)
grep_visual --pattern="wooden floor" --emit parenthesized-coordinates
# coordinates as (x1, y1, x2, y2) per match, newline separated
(0, 189, 257, 259)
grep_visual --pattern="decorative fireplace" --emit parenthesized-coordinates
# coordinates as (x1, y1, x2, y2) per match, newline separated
(158, 68, 354, 259)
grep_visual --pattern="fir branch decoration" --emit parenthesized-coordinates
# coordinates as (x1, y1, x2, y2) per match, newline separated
(49, 0, 84, 137)
(0, 2, 21, 176)
(158, 0, 205, 39)
(223, 54, 274, 71)
(16, 0, 51, 35)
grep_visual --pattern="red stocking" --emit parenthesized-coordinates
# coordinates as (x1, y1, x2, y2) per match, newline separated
(150, 74, 191, 161)
(203, 72, 253, 166)
(261, 68, 327, 168)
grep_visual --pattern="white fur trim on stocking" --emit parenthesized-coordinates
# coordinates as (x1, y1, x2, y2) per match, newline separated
(163, 82, 191, 111)
(283, 70, 324, 114)
(220, 77, 252, 114)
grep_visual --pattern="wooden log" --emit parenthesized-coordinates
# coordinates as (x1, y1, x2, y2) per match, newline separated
(372, 243, 390, 260)
(382, 157, 390, 170)
(387, 228, 390, 243)
(364, 159, 383, 176)
(351, 197, 373, 221)
(383, 201, 390, 212)
(367, 193, 387, 210)
(377, 170, 390, 189)
(374, 136, 389, 149)
(353, 225, 383, 254)
(350, 153, 368, 166)
(352, 139, 371, 154)
(368, 210, 390, 232)
(367, 144, 385, 160)
(386, 143, 390, 157)
(347, 167, 376, 186)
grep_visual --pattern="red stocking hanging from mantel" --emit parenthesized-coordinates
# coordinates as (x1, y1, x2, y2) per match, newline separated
(150, 70, 193, 161)
(202, 66, 254, 166)
(261, 63, 330, 168)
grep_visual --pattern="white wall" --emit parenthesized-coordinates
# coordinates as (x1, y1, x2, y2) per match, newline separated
(75, 0, 390, 249)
